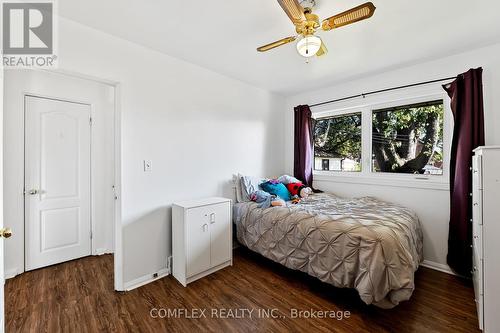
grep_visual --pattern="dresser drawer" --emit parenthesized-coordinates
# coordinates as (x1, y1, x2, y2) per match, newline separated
(475, 298, 484, 331)
(473, 221, 483, 260)
(472, 248, 483, 297)
(472, 188, 483, 226)
(472, 155, 483, 190)
(472, 249, 484, 330)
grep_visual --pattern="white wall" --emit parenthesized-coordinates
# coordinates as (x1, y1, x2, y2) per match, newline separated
(29, 18, 285, 288)
(285, 42, 500, 271)
(3, 70, 116, 277)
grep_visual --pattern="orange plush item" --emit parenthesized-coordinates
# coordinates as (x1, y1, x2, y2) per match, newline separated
(286, 182, 303, 196)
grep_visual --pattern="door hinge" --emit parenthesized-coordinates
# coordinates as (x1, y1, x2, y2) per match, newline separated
(89, 117, 93, 126)
(90, 230, 93, 239)
(112, 185, 118, 200)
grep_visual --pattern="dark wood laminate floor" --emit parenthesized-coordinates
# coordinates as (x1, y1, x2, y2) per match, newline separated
(5, 248, 480, 333)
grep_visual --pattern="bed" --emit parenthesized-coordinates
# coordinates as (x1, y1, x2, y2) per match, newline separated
(234, 192, 424, 308)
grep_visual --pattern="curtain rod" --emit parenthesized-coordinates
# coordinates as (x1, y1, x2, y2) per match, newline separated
(309, 76, 457, 108)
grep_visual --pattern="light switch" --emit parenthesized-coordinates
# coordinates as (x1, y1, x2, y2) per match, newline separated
(143, 160, 152, 172)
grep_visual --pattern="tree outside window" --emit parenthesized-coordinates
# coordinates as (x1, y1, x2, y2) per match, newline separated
(312, 100, 444, 176)
(372, 100, 444, 175)
(313, 113, 362, 172)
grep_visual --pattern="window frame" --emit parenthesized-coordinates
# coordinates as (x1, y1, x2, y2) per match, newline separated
(312, 90, 452, 191)
(313, 110, 363, 173)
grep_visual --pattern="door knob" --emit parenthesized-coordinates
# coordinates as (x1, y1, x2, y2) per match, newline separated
(0, 227, 12, 238)
(28, 189, 38, 195)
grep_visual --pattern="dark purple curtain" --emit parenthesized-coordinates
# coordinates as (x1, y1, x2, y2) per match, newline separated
(294, 105, 314, 186)
(443, 67, 485, 276)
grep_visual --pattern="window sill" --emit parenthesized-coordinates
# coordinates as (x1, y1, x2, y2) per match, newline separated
(313, 172, 450, 191)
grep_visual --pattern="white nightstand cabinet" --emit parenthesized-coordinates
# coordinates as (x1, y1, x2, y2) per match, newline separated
(172, 197, 232, 286)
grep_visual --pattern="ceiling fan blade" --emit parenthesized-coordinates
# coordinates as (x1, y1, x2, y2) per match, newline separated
(257, 36, 297, 52)
(316, 41, 328, 57)
(322, 2, 376, 31)
(277, 0, 306, 25)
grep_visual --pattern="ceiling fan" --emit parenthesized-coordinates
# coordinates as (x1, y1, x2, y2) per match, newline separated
(257, 0, 376, 58)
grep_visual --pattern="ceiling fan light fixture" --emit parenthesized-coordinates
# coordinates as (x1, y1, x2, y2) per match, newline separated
(296, 35, 322, 58)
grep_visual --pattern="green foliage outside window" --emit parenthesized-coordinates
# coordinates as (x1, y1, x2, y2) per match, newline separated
(372, 100, 444, 174)
(312, 100, 444, 175)
(313, 113, 362, 172)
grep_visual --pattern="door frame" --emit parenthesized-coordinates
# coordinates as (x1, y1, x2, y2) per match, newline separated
(23, 94, 94, 268)
(49, 69, 125, 291)
(18, 70, 122, 290)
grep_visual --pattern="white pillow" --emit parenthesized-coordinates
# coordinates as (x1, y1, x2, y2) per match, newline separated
(233, 174, 245, 203)
(240, 175, 268, 201)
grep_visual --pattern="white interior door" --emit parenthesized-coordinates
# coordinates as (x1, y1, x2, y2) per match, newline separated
(25, 96, 92, 271)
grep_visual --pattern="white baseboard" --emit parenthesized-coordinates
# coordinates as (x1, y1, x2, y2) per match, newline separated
(5, 267, 22, 280)
(123, 267, 170, 291)
(421, 260, 456, 275)
(3, 258, 457, 285)
(93, 248, 113, 255)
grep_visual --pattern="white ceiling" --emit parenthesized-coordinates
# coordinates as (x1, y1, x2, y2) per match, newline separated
(60, 0, 500, 95)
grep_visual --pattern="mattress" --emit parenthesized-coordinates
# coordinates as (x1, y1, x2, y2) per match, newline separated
(235, 192, 424, 308)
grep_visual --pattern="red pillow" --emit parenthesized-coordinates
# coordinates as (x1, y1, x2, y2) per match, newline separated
(286, 182, 303, 196)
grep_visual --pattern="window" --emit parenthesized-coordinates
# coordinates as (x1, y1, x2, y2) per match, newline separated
(372, 100, 444, 175)
(313, 113, 362, 172)
(312, 96, 448, 184)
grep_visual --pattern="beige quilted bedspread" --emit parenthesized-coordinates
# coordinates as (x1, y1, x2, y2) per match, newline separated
(236, 192, 424, 308)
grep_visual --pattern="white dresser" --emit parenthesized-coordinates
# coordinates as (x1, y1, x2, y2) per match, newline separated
(172, 197, 232, 286)
(472, 147, 500, 332)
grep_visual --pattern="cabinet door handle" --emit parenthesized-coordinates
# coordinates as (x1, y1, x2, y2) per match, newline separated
(202, 223, 208, 232)
(210, 213, 216, 224)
